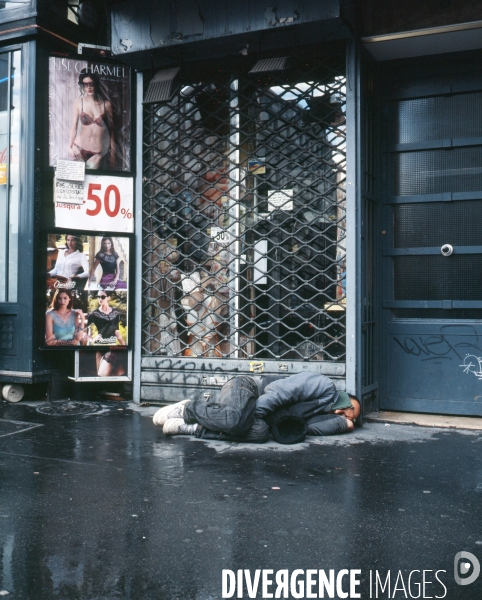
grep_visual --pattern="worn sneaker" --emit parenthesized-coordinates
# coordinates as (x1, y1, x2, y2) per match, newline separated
(163, 418, 198, 436)
(153, 399, 190, 427)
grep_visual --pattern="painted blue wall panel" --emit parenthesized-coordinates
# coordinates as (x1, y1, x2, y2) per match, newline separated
(384, 322, 482, 416)
(111, 0, 341, 55)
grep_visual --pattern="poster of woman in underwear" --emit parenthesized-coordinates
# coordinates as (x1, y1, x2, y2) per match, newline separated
(45, 232, 130, 349)
(49, 56, 131, 172)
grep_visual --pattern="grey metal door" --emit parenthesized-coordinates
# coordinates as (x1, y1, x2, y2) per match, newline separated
(380, 58, 482, 416)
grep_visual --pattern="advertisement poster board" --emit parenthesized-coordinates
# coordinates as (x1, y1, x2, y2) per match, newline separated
(74, 348, 131, 381)
(54, 174, 134, 233)
(49, 56, 131, 172)
(45, 232, 130, 349)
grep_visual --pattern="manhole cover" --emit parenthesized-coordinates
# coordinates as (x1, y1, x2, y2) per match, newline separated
(36, 401, 103, 416)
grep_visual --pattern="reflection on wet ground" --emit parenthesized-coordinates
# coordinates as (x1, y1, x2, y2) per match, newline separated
(0, 401, 482, 599)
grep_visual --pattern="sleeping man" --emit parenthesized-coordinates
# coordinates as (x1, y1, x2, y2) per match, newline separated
(152, 372, 361, 445)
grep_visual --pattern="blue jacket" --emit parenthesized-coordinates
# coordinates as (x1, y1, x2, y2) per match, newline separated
(254, 372, 339, 422)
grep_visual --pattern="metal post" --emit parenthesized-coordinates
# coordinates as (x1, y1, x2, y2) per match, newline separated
(4, 51, 12, 301)
(229, 78, 240, 357)
(344, 39, 361, 399)
(133, 71, 144, 403)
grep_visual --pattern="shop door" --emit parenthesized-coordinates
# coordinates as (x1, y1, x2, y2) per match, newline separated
(380, 60, 482, 416)
(141, 47, 348, 368)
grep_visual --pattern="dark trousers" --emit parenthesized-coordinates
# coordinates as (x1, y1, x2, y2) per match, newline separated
(265, 408, 348, 437)
(306, 414, 348, 435)
(184, 376, 269, 442)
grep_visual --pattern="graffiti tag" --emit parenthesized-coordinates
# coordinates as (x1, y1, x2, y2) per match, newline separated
(154, 358, 234, 373)
(459, 355, 482, 379)
(393, 325, 482, 362)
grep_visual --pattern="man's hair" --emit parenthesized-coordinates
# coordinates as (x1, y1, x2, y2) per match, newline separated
(349, 396, 361, 419)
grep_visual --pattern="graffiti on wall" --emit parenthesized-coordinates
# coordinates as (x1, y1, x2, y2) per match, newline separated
(393, 325, 482, 362)
(459, 355, 482, 380)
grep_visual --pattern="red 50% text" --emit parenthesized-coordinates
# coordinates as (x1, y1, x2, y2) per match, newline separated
(85, 183, 133, 219)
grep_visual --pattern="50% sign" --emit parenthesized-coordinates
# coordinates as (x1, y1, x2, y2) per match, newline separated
(86, 183, 133, 220)
(54, 175, 134, 233)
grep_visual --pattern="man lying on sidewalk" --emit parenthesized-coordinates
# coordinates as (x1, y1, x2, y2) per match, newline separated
(152, 372, 361, 444)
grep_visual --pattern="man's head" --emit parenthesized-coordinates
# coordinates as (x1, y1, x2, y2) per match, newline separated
(333, 395, 361, 422)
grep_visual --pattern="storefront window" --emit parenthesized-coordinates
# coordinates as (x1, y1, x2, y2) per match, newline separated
(0, 49, 21, 303)
(142, 49, 346, 361)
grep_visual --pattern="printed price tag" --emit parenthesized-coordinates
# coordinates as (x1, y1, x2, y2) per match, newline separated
(55, 175, 134, 232)
(210, 227, 233, 246)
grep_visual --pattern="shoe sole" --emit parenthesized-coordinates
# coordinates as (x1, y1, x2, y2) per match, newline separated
(153, 400, 189, 427)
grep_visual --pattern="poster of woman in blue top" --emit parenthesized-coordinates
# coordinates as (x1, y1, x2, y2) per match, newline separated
(45, 232, 130, 349)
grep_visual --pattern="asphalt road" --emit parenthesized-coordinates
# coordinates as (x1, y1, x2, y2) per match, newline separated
(0, 400, 481, 599)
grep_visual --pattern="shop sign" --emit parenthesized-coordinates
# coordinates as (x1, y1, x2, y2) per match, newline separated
(54, 175, 134, 232)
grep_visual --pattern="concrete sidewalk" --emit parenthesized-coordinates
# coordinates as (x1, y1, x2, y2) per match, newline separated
(365, 410, 482, 430)
(0, 399, 481, 599)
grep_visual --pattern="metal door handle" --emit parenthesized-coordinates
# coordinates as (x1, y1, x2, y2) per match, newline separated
(441, 244, 453, 256)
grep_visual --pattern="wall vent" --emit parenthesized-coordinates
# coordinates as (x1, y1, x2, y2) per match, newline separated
(144, 68, 180, 104)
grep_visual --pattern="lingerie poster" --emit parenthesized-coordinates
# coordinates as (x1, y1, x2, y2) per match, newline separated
(49, 56, 131, 172)
(45, 232, 130, 348)
(75, 349, 131, 381)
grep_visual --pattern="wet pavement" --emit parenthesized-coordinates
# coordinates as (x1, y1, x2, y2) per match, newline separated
(0, 400, 481, 599)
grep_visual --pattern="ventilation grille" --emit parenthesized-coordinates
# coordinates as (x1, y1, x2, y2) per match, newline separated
(249, 57, 288, 73)
(144, 68, 180, 104)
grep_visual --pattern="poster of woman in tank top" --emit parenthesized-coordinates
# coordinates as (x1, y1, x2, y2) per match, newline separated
(49, 56, 131, 172)
(45, 232, 130, 349)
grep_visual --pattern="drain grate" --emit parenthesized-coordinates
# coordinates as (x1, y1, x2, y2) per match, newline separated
(36, 401, 104, 417)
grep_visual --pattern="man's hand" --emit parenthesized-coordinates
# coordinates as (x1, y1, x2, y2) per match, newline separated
(333, 396, 361, 432)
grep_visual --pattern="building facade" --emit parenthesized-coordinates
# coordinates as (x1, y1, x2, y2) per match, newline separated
(0, 0, 481, 418)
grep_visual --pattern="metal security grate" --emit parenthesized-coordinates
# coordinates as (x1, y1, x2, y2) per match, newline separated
(395, 92, 482, 145)
(394, 201, 482, 247)
(395, 147, 482, 196)
(142, 49, 346, 362)
(394, 255, 482, 301)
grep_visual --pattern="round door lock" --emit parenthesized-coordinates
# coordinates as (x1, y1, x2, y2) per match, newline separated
(441, 244, 454, 257)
